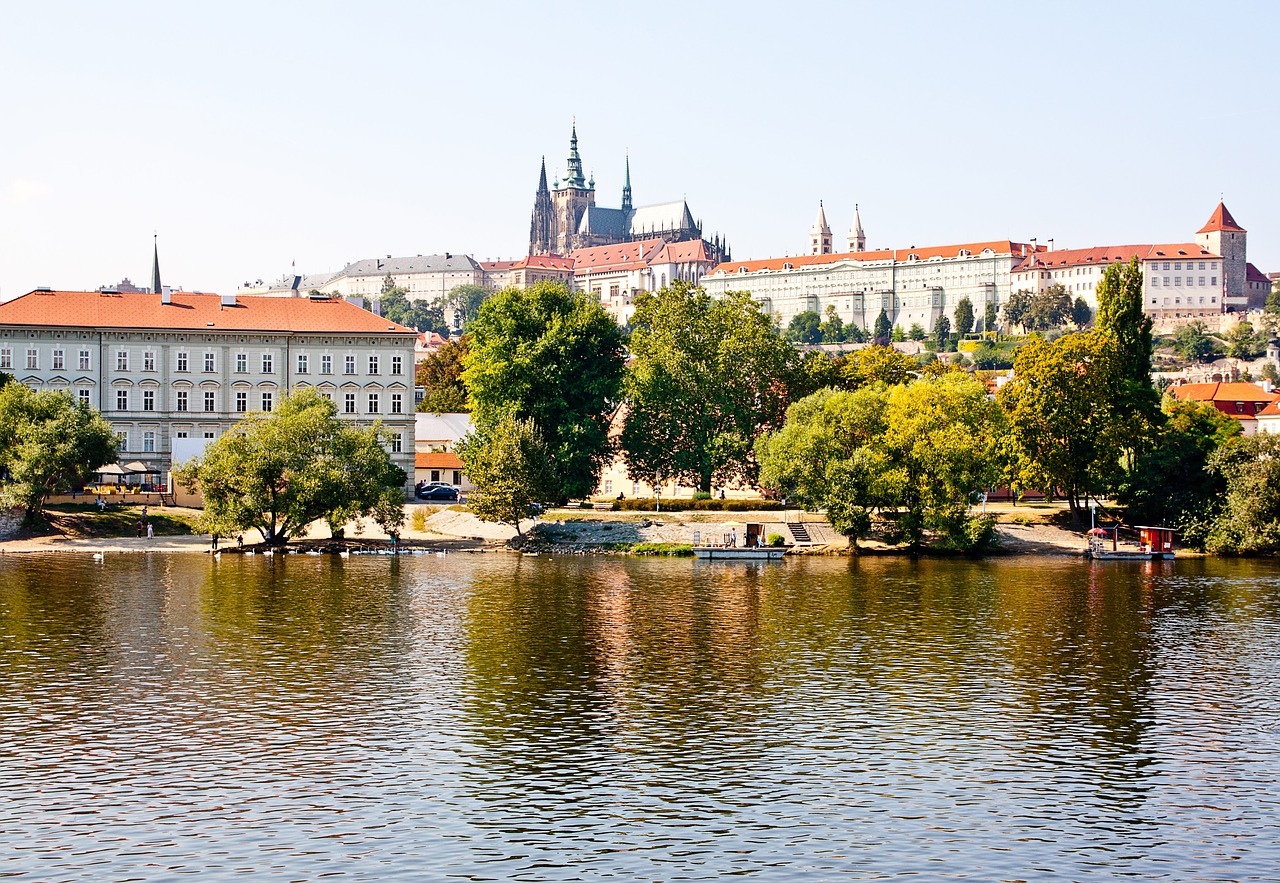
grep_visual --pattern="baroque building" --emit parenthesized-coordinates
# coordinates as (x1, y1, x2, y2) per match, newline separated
(528, 124, 729, 263)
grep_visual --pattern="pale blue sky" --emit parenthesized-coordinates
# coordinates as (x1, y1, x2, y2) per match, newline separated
(2, 0, 1277, 298)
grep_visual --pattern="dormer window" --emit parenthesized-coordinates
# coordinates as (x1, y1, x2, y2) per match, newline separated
(783, 262, 793, 270)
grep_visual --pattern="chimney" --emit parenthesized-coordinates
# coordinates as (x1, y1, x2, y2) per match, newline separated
(161, 286, 171, 305)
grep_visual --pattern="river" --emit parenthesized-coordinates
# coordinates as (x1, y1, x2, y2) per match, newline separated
(2, 553, 1278, 880)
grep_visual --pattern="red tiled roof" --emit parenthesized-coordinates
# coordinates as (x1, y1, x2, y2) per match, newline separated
(652, 239, 713, 264)
(1246, 262, 1270, 284)
(707, 241, 1034, 276)
(1013, 243, 1219, 271)
(1197, 202, 1246, 234)
(517, 254, 574, 270)
(1169, 382, 1278, 404)
(571, 238, 666, 271)
(481, 260, 520, 271)
(0, 290, 415, 334)
(415, 452, 464, 469)
(1258, 400, 1280, 418)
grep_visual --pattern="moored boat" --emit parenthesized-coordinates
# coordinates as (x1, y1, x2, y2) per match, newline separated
(1087, 525, 1176, 560)
(692, 522, 787, 560)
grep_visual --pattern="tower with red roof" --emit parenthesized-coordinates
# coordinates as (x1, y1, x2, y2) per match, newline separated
(1196, 201, 1248, 306)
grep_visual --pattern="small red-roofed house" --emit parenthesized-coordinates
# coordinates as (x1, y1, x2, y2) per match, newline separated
(1256, 399, 1280, 436)
(1168, 382, 1280, 435)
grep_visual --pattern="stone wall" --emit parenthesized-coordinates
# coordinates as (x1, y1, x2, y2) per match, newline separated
(0, 507, 25, 539)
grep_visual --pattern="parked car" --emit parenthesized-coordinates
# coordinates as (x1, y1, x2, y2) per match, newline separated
(415, 482, 459, 502)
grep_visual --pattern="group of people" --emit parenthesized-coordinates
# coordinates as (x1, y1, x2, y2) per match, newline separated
(134, 505, 154, 539)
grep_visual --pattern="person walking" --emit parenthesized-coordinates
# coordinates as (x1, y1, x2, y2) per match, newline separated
(135, 519, 143, 538)
(211, 533, 220, 551)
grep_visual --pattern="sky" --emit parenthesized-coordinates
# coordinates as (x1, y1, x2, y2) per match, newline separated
(2, 0, 1278, 298)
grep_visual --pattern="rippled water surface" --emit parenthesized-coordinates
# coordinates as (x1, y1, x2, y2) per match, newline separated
(2, 553, 1280, 880)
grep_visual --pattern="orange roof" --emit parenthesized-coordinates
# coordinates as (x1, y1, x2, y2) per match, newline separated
(1169, 382, 1278, 404)
(1013, 243, 1218, 271)
(0, 290, 415, 334)
(707, 240, 1033, 276)
(481, 260, 519, 271)
(571, 238, 666, 271)
(652, 239, 713, 264)
(1258, 400, 1280, 418)
(517, 254, 574, 270)
(1246, 262, 1270, 284)
(1197, 201, 1246, 234)
(415, 452, 464, 469)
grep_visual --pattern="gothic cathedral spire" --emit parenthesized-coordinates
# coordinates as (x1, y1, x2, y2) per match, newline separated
(622, 153, 632, 214)
(810, 201, 832, 255)
(847, 204, 866, 252)
(564, 121, 587, 190)
(529, 156, 555, 255)
(151, 234, 163, 295)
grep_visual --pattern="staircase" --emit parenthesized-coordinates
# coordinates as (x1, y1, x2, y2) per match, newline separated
(787, 522, 812, 545)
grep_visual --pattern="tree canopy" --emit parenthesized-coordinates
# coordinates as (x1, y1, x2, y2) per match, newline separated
(953, 298, 974, 336)
(456, 414, 553, 536)
(0, 385, 118, 525)
(463, 281, 624, 503)
(786, 310, 822, 344)
(1095, 257, 1157, 421)
(622, 283, 797, 493)
(174, 388, 406, 545)
(446, 284, 490, 332)
(840, 344, 916, 389)
(1174, 320, 1215, 362)
(378, 277, 449, 335)
(416, 336, 469, 413)
(1202, 433, 1280, 555)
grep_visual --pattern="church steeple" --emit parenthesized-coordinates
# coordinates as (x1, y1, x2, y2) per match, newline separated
(151, 234, 163, 295)
(529, 156, 555, 255)
(846, 204, 866, 253)
(810, 200, 832, 255)
(622, 153, 633, 213)
(537, 155, 549, 193)
(563, 121, 587, 190)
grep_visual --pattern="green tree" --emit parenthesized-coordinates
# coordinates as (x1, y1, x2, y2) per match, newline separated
(891, 325, 906, 343)
(416, 336, 469, 413)
(1071, 297, 1092, 330)
(790, 349, 842, 400)
(840, 345, 916, 389)
(1203, 433, 1280, 554)
(933, 315, 952, 351)
(1265, 285, 1280, 315)
(873, 309, 892, 341)
(1095, 256, 1156, 419)
(1225, 319, 1261, 360)
(953, 297, 974, 336)
(379, 284, 449, 336)
(174, 389, 406, 545)
(1026, 283, 1072, 331)
(456, 414, 554, 537)
(983, 302, 999, 334)
(786, 310, 822, 344)
(0, 385, 118, 525)
(1004, 290, 1033, 332)
(844, 323, 868, 344)
(463, 282, 624, 503)
(1115, 397, 1240, 545)
(819, 305, 845, 343)
(907, 322, 926, 341)
(622, 283, 797, 493)
(969, 341, 1012, 370)
(998, 332, 1127, 521)
(446, 284, 490, 331)
(1174, 320, 1215, 362)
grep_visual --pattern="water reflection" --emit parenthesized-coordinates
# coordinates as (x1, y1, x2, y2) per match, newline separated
(1, 552, 1278, 880)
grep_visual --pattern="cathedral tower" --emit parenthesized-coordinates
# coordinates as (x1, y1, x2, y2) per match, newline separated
(528, 156, 555, 255)
(550, 122, 596, 254)
(846, 204, 866, 253)
(622, 154, 632, 214)
(810, 201, 832, 255)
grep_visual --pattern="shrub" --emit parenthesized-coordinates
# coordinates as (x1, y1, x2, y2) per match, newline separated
(766, 533, 786, 547)
(630, 542, 694, 556)
(692, 490, 712, 501)
(612, 497, 784, 512)
(409, 508, 427, 532)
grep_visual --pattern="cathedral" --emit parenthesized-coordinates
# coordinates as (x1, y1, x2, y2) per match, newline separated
(528, 124, 729, 262)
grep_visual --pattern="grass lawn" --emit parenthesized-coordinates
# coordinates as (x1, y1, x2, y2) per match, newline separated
(42, 502, 200, 538)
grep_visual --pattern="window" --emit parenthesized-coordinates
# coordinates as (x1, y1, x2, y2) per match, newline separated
(344, 393, 356, 414)
(117, 350, 128, 371)
(1211, 276, 1218, 286)
(117, 431, 129, 451)
(236, 391, 247, 412)
(236, 353, 248, 373)
(1174, 262, 1181, 271)
(345, 355, 356, 375)
(1163, 262, 1170, 271)
(203, 431, 214, 440)
(78, 389, 91, 407)
(430, 470, 440, 483)
(261, 353, 273, 374)
(452, 470, 462, 485)
(0, 348, 11, 369)
(1199, 262, 1206, 270)
(79, 350, 91, 370)
(1175, 277, 1181, 286)
(204, 391, 216, 412)
(605, 480, 613, 494)
(297, 354, 309, 374)
(368, 393, 379, 413)
(204, 352, 215, 372)
(177, 390, 188, 411)
(176, 352, 188, 372)
(143, 390, 155, 411)
(391, 392, 402, 414)
(391, 433, 403, 453)
(391, 355, 403, 376)
(116, 390, 129, 410)
(1199, 277, 1205, 286)
(52, 349, 64, 370)
(26, 348, 37, 370)
(1152, 277, 1159, 287)
(143, 351, 155, 371)
(143, 431, 156, 453)
(261, 392, 273, 412)
(321, 355, 332, 375)
(368, 355, 379, 375)
(1164, 277, 1170, 286)
(175, 430, 188, 439)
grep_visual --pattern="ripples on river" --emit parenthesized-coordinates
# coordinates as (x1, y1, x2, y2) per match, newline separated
(1, 553, 1279, 880)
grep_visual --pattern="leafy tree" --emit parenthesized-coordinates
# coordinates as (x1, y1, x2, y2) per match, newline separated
(844, 323, 868, 344)
(933, 315, 952, 351)
(1174, 320, 1215, 363)
(998, 332, 1127, 521)
(840, 345, 916, 389)
(1071, 297, 1092, 330)
(1266, 285, 1280, 315)
(379, 285, 449, 336)
(790, 349, 842, 400)
(1004, 290, 1034, 332)
(786, 310, 822, 344)
(1027, 283, 1072, 331)
(1203, 433, 1280, 555)
(446, 284, 490, 331)
(174, 389, 406, 545)
(0, 386, 117, 525)
(1115, 398, 1240, 545)
(953, 297, 974, 336)
(891, 325, 906, 343)
(463, 282, 624, 503)
(1263, 361, 1279, 384)
(416, 336, 469, 413)
(819, 305, 845, 343)
(456, 414, 554, 537)
(983, 302, 999, 334)
(622, 283, 797, 493)
(1095, 256, 1156, 421)
(1225, 319, 1262, 360)
(908, 323, 926, 342)
(969, 341, 1012, 370)
(873, 309, 892, 342)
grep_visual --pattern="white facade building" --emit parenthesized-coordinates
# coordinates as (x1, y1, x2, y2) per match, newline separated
(318, 254, 484, 302)
(0, 290, 418, 493)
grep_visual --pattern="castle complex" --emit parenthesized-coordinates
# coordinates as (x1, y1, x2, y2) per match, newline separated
(528, 124, 729, 263)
